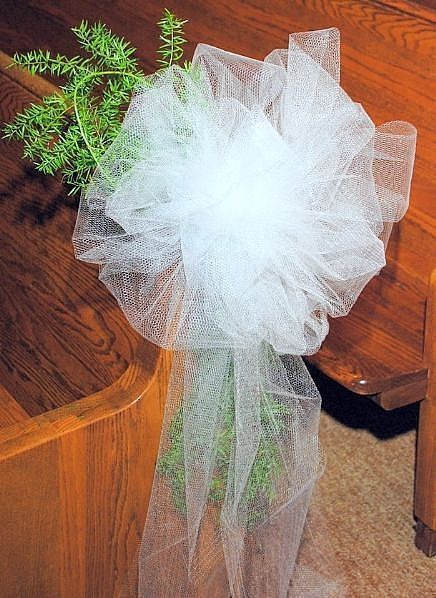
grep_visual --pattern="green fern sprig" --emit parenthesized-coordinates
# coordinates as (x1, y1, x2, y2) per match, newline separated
(71, 21, 140, 72)
(3, 9, 191, 195)
(9, 50, 93, 78)
(157, 8, 188, 68)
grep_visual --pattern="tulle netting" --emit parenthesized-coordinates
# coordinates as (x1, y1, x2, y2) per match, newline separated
(73, 27, 416, 597)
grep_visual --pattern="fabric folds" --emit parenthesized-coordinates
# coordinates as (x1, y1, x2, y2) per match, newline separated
(73, 28, 416, 597)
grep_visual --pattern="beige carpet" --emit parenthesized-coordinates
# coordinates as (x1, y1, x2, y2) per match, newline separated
(310, 370, 434, 597)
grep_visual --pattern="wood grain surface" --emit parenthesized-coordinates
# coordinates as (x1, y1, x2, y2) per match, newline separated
(0, 0, 434, 412)
(415, 268, 436, 543)
(0, 342, 169, 597)
(0, 383, 29, 429)
(0, 69, 144, 416)
(0, 2, 434, 590)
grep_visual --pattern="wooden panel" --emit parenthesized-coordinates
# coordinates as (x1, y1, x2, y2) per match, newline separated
(0, 342, 169, 597)
(0, 444, 61, 597)
(415, 269, 436, 531)
(0, 0, 433, 401)
(0, 70, 142, 417)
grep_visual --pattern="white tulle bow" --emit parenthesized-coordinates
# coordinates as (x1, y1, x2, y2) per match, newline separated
(74, 27, 416, 597)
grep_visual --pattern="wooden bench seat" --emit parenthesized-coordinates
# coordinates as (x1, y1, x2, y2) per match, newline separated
(0, 57, 143, 417)
(309, 257, 429, 407)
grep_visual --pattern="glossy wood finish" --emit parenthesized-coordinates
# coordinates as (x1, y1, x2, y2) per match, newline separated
(0, 1, 434, 587)
(414, 268, 436, 556)
(0, 60, 145, 416)
(0, 0, 434, 406)
(0, 56, 170, 594)
(0, 384, 29, 429)
(0, 341, 169, 597)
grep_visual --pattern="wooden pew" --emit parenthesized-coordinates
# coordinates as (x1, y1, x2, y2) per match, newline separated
(0, 342, 169, 597)
(0, 61, 168, 595)
(0, 1, 434, 594)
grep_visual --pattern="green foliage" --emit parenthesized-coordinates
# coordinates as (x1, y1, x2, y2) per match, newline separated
(71, 21, 139, 71)
(157, 409, 187, 513)
(9, 50, 92, 78)
(3, 9, 191, 195)
(157, 363, 291, 527)
(157, 8, 188, 68)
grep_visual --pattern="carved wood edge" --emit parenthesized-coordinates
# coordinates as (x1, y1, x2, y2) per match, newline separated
(371, 377, 428, 410)
(0, 341, 167, 461)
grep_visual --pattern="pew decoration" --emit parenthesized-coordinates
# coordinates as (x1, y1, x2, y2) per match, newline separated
(73, 27, 416, 596)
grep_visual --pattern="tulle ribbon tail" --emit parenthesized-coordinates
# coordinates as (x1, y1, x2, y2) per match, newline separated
(137, 345, 323, 597)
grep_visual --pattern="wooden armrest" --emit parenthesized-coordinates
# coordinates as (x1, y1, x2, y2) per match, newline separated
(0, 340, 165, 453)
(0, 340, 170, 596)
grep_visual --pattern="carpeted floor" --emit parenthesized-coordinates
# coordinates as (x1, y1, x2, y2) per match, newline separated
(311, 370, 434, 597)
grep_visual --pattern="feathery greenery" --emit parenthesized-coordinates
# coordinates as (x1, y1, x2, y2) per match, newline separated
(157, 8, 189, 68)
(157, 361, 290, 527)
(3, 9, 191, 195)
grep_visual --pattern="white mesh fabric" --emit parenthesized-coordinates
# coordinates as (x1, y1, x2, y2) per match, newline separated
(73, 28, 416, 597)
